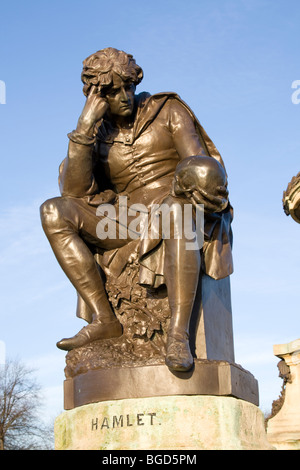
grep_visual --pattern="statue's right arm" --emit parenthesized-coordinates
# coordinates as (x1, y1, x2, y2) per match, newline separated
(58, 87, 109, 197)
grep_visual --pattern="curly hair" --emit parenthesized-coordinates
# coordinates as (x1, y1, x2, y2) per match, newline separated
(81, 47, 143, 97)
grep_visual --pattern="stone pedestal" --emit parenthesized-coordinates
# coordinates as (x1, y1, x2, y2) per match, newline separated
(55, 395, 273, 450)
(267, 338, 300, 450)
(57, 275, 265, 450)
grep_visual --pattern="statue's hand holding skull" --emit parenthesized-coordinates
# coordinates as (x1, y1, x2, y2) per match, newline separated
(173, 155, 229, 213)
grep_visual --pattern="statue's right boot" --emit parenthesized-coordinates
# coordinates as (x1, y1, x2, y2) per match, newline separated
(56, 316, 123, 351)
(40, 198, 123, 351)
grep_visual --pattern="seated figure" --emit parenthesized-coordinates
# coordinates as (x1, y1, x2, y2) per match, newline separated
(40, 47, 233, 373)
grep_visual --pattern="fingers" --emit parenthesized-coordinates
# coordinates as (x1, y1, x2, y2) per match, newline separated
(190, 189, 228, 213)
(193, 187, 228, 204)
(89, 85, 97, 95)
(190, 194, 219, 213)
(79, 86, 109, 127)
(216, 185, 229, 197)
(190, 190, 203, 204)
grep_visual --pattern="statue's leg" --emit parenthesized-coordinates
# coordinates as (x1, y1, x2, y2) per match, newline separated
(40, 196, 125, 350)
(162, 198, 201, 372)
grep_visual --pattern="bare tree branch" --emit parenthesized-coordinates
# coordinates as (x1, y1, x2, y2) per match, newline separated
(0, 358, 54, 450)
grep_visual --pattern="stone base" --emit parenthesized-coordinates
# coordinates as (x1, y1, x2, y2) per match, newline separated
(54, 395, 274, 450)
(267, 430, 300, 450)
(267, 403, 300, 450)
(267, 338, 300, 450)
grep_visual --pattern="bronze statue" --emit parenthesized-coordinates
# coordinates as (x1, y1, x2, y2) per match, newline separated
(40, 47, 233, 373)
(283, 172, 300, 224)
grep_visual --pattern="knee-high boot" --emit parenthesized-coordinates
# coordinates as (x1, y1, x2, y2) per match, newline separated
(164, 237, 200, 371)
(40, 199, 122, 351)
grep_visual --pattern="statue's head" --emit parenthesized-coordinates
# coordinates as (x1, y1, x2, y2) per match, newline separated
(81, 47, 143, 97)
(81, 47, 143, 118)
(173, 155, 229, 213)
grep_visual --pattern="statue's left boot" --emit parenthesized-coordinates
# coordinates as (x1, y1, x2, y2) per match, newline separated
(164, 290, 196, 372)
(163, 221, 201, 372)
(165, 329, 194, 372)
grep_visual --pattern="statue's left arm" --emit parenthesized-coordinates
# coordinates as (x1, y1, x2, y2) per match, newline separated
(168, 99, 208, 160)
(168, 98, 229, 213)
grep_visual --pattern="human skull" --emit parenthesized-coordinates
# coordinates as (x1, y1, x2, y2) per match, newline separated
(173, 155, 229, 213)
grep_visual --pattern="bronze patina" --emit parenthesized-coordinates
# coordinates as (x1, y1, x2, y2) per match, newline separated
(40, 47, 233, 374)
(283, 172, 300, 224)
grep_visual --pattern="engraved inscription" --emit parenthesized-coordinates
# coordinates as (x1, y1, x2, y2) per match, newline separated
(91, 412, 160, 430)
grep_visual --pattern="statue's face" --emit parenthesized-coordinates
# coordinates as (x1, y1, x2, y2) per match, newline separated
(105, 73, 135, 118)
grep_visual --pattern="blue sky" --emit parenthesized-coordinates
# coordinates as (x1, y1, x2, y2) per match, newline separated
(0, 0, 299, 424)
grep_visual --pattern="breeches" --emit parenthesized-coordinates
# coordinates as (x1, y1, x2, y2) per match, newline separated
(40, 193, 197, 252)
(40, 196, 132, 251)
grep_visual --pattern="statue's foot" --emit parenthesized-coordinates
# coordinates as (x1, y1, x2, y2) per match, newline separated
(56, 319, 123, 351)
(165, 334, 194, 372)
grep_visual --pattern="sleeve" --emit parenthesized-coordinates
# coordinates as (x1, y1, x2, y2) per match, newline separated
(168, 99, 208, 160)
(58, 131, 99, 197)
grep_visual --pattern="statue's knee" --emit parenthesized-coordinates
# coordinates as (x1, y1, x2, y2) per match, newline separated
(40, 197, 64, 232)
